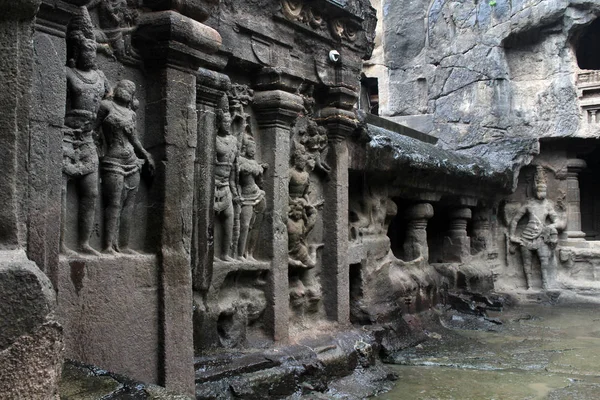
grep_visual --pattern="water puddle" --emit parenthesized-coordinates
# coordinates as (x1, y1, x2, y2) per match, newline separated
(377, 304, 600, 399)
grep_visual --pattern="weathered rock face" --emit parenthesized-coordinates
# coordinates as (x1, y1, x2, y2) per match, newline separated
(372, 0, 600, 150)
(0, 252, 63, 400)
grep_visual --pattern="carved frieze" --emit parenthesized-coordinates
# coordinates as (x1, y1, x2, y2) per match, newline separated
(280, 0, 360, 43)
(88, 0, 141, 65)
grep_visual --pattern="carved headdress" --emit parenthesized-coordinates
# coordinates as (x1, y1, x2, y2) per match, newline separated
(534, 166, 547, 188)
(67, 6, 97, 68)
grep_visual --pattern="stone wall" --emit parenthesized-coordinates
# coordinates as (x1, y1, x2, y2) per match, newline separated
(368, 0, 600, 149)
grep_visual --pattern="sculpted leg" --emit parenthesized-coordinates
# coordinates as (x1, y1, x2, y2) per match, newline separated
(538, 245, 556, 289)
(102, 172, 125, 254)
(78, 172, 100, 256)
(222, 203, 235, 262)
(520, 247, 533, 289)
(119, 172, 140, 254)
(237, 204, 253, 260)
(246, 198, 266, 261)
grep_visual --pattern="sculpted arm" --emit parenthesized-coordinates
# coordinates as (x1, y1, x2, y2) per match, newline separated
(547, 204, 558, 228)
(230, 156, 239, 201)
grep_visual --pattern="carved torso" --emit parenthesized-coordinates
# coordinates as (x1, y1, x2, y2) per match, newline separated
(289, 167, 309, 200)
(238, 156, 264, 199)
(100, 100, 137, 161)
(215, 134, 238, 185)
(65, 67, 108, 129)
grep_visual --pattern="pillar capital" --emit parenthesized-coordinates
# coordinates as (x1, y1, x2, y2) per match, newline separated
(253, 90, 304, 128)
(326, 86, 358, 110)
(36, 1, 83, 36)
(449, 207, 472, 221)
(142, 0, 216, 22)
(196, 68, 231, 108)
(567, 158, 587, 175)
(405, 203, 434, 221)
(253, 67, 304, 93)
(134, 10, 221, 71)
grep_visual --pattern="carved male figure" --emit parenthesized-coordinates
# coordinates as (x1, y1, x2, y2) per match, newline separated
(62, 6, 110, 255)
(97, 79, 154, 254)
(214, 96, 239, 261)
(509, 166, 560, 289)
(237, 134, 267, 260)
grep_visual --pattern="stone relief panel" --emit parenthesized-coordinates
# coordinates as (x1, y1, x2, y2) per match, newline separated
(62, 6, 152, 257)
(198, 82, 269, 351)
(502, 166, 566, 290)
(88, 0, 141, 65)
(97, 79, 154, 254)
(288, 113, 328, 321)
(62, 6, 111, 256)
(213, 85, 268, 263)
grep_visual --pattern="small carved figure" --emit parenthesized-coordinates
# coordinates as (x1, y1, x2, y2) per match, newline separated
(509, 166, 560, 289)
(89, 0, 140, 63)
(288, 199, 317, 269)
(97, 79, 154, 254)
(62, 6, 111, 256)
(214, 96, 240, 261)
(237, 134, 267, 260)
(288, 149, 322, 269)
(293, 118, 330, 176)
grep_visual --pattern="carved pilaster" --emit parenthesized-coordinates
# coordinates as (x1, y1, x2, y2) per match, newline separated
(29, 0, 83, 287)
(0, 0, 42, 250)
(565, 158, 587, 244)
(404, 203, 434, 261)
(192, 69, 231, 294)
(471, 207, 493, 255)
(133, 10, 221, 395)
(253, 70, 303, 342)
(315, 87, 358, 324)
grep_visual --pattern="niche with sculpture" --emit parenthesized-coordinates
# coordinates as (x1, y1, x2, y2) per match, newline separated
(213, 85, 268, 263)
(205, 83, 269, 350)
(61, 5, 152, 256)
(287, 88, 330, 321)
(503, 166, 566, 290)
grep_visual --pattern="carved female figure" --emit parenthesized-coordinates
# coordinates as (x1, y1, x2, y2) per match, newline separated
(236, 134, 267, 260)
(62, 6, 110, 256)
(97, 79, 154, 254)
(214, 98, 239, 261)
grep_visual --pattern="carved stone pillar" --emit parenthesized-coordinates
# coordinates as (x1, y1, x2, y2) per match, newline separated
(192, 69, 231, 293)
(29, 0, 82, 288)
(403, 203, 434, 261)
(565, 158, 587, 244)
(253, 69, 303, 342)
(317, 87, 358, 324)
(0, 1, 64, 397)
(0, 0, 44, 249)
(133, 9, 221, 395)
(471, 207, 493, 255)
(443, 207, 472, 263)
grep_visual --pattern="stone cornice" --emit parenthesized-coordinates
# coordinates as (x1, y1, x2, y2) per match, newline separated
(133, 10, 221, 71)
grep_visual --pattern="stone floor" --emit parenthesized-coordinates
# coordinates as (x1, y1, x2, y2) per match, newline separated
(378, 301, 600, 399)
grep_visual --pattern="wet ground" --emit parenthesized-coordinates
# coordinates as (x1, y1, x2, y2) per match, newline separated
(377, 303, 600, 400)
